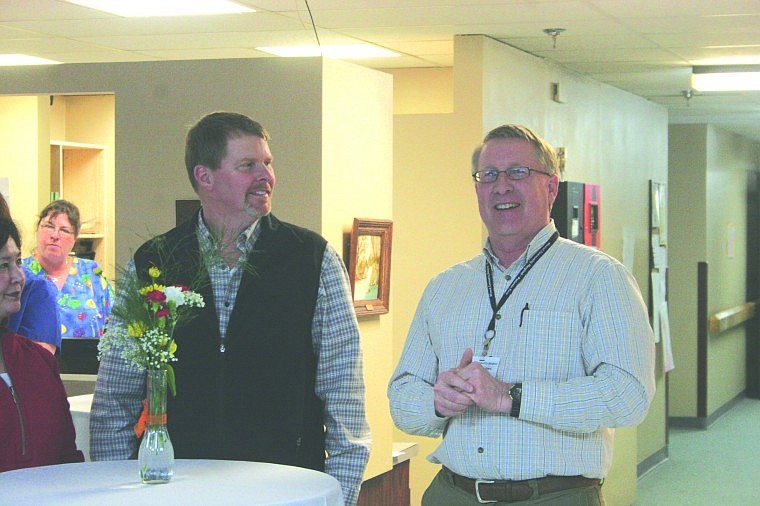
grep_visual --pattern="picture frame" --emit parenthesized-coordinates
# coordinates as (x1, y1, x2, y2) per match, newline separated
(348, 218, 393, 316)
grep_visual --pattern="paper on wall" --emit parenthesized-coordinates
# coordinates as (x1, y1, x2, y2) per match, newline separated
(651, 270, 661, 344)
(660, 300, 674, 372)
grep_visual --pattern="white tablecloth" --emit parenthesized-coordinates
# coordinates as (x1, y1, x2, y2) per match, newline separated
(68, 393, 93, 461)
(0, 459, 344, 505)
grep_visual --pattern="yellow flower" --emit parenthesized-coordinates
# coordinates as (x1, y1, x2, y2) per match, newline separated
(128, 321, 146, 337)
(139, 283, 165, 295)
(86, 299, 96, 309)
(169, 340, 177, 354)
(149, 266, 161, 280)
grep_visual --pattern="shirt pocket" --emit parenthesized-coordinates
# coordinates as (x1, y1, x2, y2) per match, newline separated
(510, 309, 584, 381)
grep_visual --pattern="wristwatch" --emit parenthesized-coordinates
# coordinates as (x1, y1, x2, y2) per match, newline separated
(508, 383, 522, 418)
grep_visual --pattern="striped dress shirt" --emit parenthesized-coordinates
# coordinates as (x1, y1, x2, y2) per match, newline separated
(388, 222, 655, 480)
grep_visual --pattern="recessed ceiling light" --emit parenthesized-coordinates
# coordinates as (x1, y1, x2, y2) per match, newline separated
(691, 65, 760, 91)
(256, 44, 399, 59)
(64, 0, 253, 17)
(0, 54, 62, 66)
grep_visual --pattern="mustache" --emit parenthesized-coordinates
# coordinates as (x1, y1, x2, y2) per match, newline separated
(250, 183, 272, 193)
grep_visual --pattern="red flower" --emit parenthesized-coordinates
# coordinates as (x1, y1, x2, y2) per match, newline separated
(78, 313, 85, 321)
(146, 290, 166, 303)
(156, 307, 170, 318)
(175, 284, 190, 292)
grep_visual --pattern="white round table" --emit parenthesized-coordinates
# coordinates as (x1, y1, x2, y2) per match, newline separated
(0, 459, 344, 505)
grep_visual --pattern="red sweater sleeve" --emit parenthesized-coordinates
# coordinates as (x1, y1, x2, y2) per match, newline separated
(1, 331, 84, 470)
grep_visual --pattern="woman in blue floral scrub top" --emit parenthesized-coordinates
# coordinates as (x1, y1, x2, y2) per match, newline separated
(23, 200, 113, 338)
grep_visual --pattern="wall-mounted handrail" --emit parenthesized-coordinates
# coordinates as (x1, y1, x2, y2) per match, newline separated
(708, 301, 757, 334)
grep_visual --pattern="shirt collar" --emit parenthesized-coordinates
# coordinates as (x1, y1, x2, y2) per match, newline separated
(196, 210, 260, 260)
(482, 221, 558, 271)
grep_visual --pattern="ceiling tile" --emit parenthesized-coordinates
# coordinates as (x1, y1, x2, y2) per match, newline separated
(0, 0, 757, 140)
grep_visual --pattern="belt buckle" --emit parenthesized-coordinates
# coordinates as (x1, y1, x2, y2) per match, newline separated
(475, 479, 497, 504)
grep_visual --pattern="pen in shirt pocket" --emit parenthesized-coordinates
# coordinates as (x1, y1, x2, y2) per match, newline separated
(519, 302, 529, 327)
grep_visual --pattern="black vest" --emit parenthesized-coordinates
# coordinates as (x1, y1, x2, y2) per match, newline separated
(133, 213, 327, 471)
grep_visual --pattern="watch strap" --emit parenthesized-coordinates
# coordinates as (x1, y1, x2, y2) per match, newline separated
(508, 382, 522, 418)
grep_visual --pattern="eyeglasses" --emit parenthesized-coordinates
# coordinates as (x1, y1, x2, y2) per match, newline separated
(40, 222, 75, 237)
(472, 166, 552, 183)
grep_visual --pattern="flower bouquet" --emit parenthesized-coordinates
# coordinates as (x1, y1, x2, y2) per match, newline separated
(98, 264, 204, 484)
(98, 265, 204, 395)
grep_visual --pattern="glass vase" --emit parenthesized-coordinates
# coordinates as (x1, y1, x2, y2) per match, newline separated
(138, 368, 174, 484)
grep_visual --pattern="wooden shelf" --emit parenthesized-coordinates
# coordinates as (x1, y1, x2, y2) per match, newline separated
(50, 140, 108, 269)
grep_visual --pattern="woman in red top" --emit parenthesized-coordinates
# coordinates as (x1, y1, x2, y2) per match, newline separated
(0, 215, 83, 471)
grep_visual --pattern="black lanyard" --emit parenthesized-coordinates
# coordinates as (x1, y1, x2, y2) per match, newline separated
(482, 231, 559, 355)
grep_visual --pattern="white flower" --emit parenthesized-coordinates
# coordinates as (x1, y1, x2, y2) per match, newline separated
(163, 285, 186, 307)
(182, 291, 205, 308)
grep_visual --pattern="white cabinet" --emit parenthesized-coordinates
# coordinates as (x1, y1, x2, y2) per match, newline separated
(50, 141, 108, 269)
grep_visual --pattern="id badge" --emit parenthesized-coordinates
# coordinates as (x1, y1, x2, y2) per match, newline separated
(473, 355, 500, 376)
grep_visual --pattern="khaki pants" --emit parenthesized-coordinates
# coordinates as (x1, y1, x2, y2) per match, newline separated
(422, 469, 606, 506)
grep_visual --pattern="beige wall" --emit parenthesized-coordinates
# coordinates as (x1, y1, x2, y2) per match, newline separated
(391, 112, 483, 506)
(705, 127, 754, 411)
(668, 124, 708, 417)
(322, 58, 395, 477)
(387, 35, 669, 506)
(0, 95, 48, 248)
(390, 67, 453, 115)
(386, 65, 479, 506)
(669, 124, 759, 418)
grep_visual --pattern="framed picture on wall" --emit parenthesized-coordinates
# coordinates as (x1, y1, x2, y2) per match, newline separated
(348, 218, 393, 316)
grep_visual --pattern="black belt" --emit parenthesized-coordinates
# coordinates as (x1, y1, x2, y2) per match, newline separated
(443, 467, 601, 504)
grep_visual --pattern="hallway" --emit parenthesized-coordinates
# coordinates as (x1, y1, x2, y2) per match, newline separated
(635, 396, 760, 505)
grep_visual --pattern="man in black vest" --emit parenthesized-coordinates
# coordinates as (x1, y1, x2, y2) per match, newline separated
(91, 112, 371, 504)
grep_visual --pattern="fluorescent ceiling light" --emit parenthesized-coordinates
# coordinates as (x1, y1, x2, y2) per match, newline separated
(64, 0, 253, 17)
(257, 44, 399, 59)
(0, 54, 62, 66)
(691, 65, 760, 91)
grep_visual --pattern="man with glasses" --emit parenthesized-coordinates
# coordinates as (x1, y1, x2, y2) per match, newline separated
(388, 124, 655, 505)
